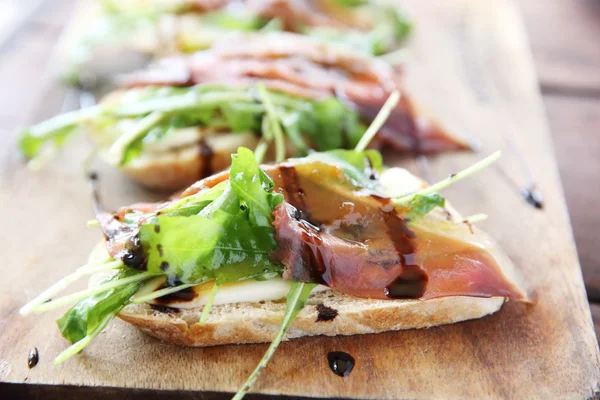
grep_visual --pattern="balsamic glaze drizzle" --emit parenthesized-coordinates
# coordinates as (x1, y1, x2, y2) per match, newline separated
(492, 164, 545, 210)
(327, 351, 355, 377)
(198, 139, 214, 179)
(87, 171, 103, 215)
(315, 304, 338, 322)
(155, 287, 197, 304)
(28, 347, 39, 369)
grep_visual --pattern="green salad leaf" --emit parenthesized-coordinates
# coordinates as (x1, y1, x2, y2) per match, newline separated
(139, 147, 284, 285)
(303, 149, 383, 189)
(57, 268, 143, 345)
(306, 5, 412, 56)
(405, 194, 446, 222)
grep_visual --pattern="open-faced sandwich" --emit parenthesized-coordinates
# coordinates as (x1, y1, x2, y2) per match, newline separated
(21, 33, 468, 191)
(62, 0, 412, 84)
(20, 99, 532, 398)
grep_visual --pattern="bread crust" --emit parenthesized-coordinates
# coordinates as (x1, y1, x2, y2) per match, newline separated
(121, 141, 249, 192)
(118, 291, 504, 347)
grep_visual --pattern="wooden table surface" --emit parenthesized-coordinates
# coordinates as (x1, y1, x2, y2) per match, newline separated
(0, 0, 598, 385)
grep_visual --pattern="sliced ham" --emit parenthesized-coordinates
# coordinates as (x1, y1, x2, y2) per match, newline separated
(121, 32, 469, 153)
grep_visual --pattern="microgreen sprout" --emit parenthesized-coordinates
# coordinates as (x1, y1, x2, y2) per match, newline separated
(233, 282, 317, 400)
(199, 282, 220, 326)
(257, 84, 286, 163)
(108, 111, 164, 165)
(395, 151, 501, 205)
(354, 90, 400, 151)
(19, 259, 122, 316)
(29, 271, 153, 314)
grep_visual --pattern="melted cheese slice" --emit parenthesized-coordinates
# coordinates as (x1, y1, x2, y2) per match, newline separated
(137, 278, 329, 309)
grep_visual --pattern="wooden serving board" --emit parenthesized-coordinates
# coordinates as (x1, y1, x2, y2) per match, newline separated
(1, 0, 599, 398)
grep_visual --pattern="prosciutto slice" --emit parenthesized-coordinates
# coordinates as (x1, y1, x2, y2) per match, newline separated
(268, 161, 531, 301)
(122, 32, 470, 153)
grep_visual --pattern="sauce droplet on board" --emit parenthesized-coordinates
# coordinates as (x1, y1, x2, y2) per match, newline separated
(28, 347, 39, 369)
(155, 286, 197, 304)
(521, 187, 544, 209)
(327, 351, 355, 377)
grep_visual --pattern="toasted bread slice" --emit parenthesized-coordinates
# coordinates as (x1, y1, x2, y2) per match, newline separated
(118, 292, 504, 347)
(120, 130, 259, 191)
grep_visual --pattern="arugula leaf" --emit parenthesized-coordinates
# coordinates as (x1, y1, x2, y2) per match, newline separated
(310, 98, 366, 149)
(405, 194, 445, 221)
(230, 147, 284, 226)
(56, 268, 143, 345)
(161, 181, 228, 217)
(303, 149, 383, 189)
(18, 105, 101, 161)
(221, 102, 263, 132)
(233, 281, 317, 400)
(139, 147, 284, 285)
(19, 126, 75, 162)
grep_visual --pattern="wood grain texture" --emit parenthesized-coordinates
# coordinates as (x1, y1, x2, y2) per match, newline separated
(544, 95, 600, 300)
(518, 0, 600, 93)
(0, 0, 599, 398)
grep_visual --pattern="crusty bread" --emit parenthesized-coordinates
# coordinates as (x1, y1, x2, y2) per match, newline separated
(120, 132, 259, 191)
(120, 132, 301, 191)
(118, 292, 504, 347)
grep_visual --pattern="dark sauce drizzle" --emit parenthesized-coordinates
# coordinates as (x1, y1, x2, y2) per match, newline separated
(327, 351, 355, 377)
(87, 171, 103, 216)
(28, 347, 39, 369)
(88, 172, 148, 270)
(493, 164, 544, 210)
(150, 304, 179, 314)
(364, 156, 379, 181)
(198, 139, 214, 179)
(279, 164, 307, 213)
(122, 236, 147, 271)
(316, 304, 338, 322)
(155, 286, 197, 304)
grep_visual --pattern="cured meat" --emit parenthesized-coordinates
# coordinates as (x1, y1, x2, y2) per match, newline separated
(122, 32, 469, 153)
(269, 161, 529, 301)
